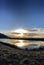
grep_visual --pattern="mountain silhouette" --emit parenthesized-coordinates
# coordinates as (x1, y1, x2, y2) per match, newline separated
(0, 33, 11, 38)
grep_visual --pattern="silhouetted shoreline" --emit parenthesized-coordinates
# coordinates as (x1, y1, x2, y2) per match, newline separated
(0, 33, 44, 41)
(10, 38, 44, 41)
(1, 37, 44, 41)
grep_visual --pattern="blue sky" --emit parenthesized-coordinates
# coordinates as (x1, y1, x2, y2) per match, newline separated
(0, 0, 44, 31)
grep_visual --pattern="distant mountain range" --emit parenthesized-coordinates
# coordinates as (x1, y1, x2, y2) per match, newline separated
(0, 33, 11, 38)
(0, 33, 44, 41)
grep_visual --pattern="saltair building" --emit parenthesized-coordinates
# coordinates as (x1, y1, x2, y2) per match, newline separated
(7, 28, 44, 38)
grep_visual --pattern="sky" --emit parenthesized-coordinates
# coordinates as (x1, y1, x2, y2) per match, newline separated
(0, 0, 44, 31)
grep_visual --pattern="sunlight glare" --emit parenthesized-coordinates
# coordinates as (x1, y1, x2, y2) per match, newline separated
(17, 40, 24, 47)
(14, 29, 28, 33)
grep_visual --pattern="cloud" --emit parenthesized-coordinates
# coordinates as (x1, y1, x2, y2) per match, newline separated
(5, 28, 44, 38)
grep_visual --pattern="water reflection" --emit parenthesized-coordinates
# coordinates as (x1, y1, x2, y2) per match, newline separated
(0, 39, 44, 49)
(10, 40, 41, 49)
(15, 40, 24, 47)
(10, 40, 30, 48)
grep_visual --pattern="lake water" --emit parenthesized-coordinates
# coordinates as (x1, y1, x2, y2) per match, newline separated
(0, 39, 44, 49)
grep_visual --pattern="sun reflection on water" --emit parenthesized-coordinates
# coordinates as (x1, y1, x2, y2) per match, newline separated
(16, 40, 24, 47)
(0, 39, 44, 49)
(10, 40, 30, 47)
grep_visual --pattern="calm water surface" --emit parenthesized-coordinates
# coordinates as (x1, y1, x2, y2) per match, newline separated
(0, 39, 44, 49)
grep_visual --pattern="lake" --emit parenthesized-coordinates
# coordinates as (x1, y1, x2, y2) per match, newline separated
(0, 39, 44, 49)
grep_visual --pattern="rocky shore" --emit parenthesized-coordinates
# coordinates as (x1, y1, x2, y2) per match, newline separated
(0, 42, 44, 65)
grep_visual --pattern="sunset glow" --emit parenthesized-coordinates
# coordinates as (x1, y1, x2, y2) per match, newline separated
(17, 33, 24, 37)
(10, 28, 29, 37)
(14, 29, 29, 33)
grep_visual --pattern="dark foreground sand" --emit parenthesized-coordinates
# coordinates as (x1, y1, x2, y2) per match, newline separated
(0, 42, 44, 65)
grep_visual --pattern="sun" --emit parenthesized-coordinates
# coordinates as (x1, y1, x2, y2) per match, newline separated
(11, 28, 29, 37)
(14, 28, 28, 37)
(14, 28, 28, 33)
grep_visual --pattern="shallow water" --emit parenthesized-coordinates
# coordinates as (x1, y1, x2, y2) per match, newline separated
(0, 39, 44, 49)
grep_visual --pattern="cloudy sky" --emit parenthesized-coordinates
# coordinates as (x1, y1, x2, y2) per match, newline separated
(0, 0, 44, 31)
